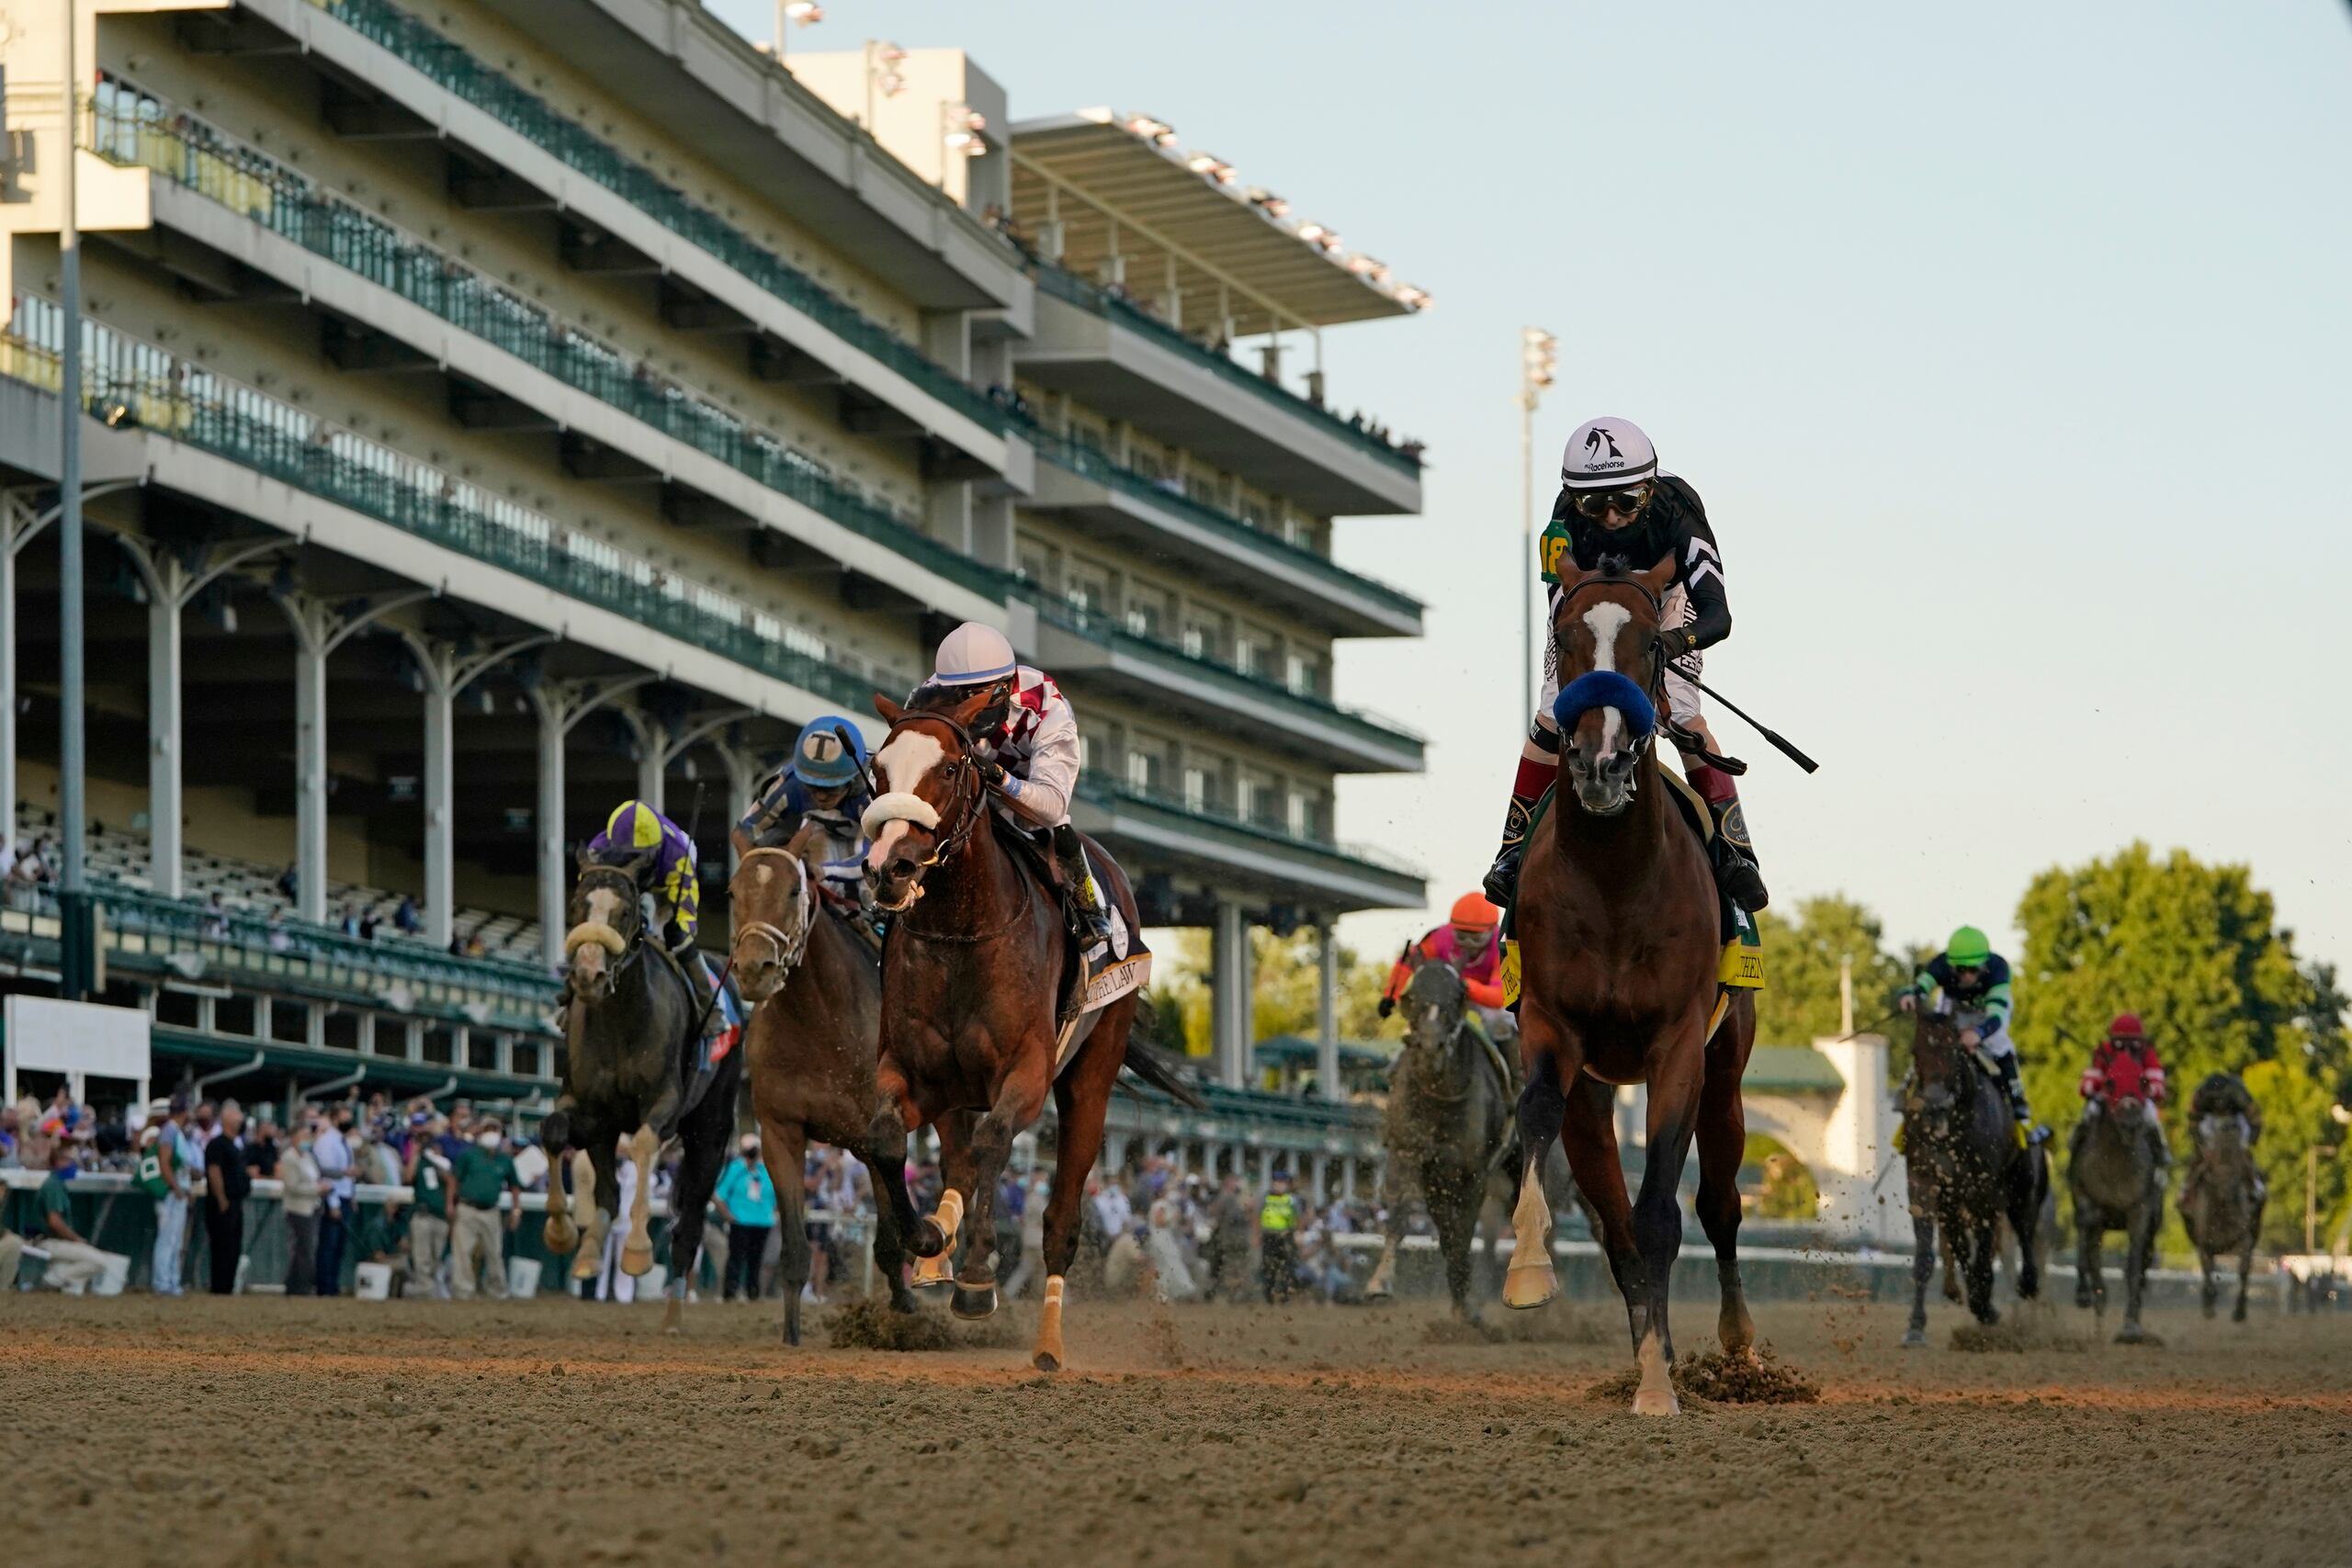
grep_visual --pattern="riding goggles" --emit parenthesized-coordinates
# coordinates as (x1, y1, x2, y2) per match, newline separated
(1570, 483, 1654, 519)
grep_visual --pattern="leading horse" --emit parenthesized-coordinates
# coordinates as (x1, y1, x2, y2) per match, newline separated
(540, 850, 736, 1325)
(1901, 1010, 2044, 1345)
(1503, 553, 1758, 1416)
(860, 682, 1196, 1371)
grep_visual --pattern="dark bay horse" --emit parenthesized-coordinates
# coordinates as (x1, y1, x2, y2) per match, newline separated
(2179, 1089, 2264, 1323)
(1505, 553, 1758, 1416)
(2070, 1090, 2165, 1342)
(540, 851, 736, 1319)
(1367, 955, 1525, 1320)
(728, 843, 932, 1345)
(861, 682, 1196, 1371)
(1901, 1010, 2043, 1345)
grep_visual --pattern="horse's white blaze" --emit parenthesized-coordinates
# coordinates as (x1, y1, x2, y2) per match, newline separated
(872, 729, 945, 799)
(1581, 600, 1634, 755)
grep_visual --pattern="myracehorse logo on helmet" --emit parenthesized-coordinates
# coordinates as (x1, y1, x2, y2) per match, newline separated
(1584, 425, 1623, 463)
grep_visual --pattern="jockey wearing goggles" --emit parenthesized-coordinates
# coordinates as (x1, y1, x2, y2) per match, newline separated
(916, 623, 1113, 947)
(1484, 416, 1767, 916)
(2076, 1010, 2172, 1176)
(584, 799, 742, 1060)
(735, 716, 875, 904)
(1897, 924, 2030, 1129)
(1378, 892, 1516, 1042)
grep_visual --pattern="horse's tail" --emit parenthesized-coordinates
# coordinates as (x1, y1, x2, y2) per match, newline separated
(1121, 994, 1206, 1109)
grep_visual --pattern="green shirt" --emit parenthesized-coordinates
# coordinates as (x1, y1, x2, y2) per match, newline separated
(39, 1172, 74, 1235)
(451, 1146, 518, 1210)
(409, 1156, 450, 1220)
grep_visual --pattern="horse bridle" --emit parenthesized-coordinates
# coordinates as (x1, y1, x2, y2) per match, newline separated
(876, 707, 995, 882)
(731, 846, 816, 976)
(1554, 568, 1673, 721)
(563, 862, 649, 995)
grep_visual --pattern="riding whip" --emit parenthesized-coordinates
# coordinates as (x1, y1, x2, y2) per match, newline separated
(1680, 671, 1819, 773)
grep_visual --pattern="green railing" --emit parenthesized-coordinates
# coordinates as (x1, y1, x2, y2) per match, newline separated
(1075, 776, 1424, 891)
(1019, 421, 1422, 619)
(86, 82, 1008, 606)
(302, 0, 1006, 436)
(5, 299, 894, 712)
(1028, 262, 1421, 480)
(1023, 594, 1424, 757)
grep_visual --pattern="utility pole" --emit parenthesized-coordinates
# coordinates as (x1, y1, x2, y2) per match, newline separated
(60, 0, 92, 997)
(1517, 327, 1557, 723)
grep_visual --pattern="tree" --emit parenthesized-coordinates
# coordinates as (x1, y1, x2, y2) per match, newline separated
(1751, 894, 1912, 1048)
(2012, 842, 2339, 1250)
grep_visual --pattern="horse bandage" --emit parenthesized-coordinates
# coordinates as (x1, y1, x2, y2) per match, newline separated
(933, 1187, 964, 1245)
(563, 920, 627, 957)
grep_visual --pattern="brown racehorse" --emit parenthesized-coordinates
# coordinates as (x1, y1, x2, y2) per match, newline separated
(859, 682, 1194, 1371)
(728, 842, 947, 1346)
(1503, 552, 1759, 1416)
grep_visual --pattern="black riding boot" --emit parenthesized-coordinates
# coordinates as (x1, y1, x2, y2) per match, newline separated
(1704, 795, 1770, 913)
(1482, 794, 1537, 908)
(1053, 823, 1114, 947)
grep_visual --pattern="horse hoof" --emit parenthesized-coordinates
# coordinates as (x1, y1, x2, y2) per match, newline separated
(2115, 1323, 2145, 1345)
(2074, 1288, 2094, 1310)
(2202, 1303, 2217, 1321)
(620, 1244, 654, 1279)
(1501, 1267, 1557, 1311)
(2232, 1303, 2248, 1325)
(571, 1255, 601, 1282)
(1901, 1328, 1928, 1349)
(785, 1305, 802, 1348)
(1631, 1388, 1680, 1417)
(661, 1300, 683, 1337)
(910, 1253, 953, 1291)
(1032, 1350, 1062, 1373)
(951, 1282, 999, 1321)
(1975, 1309, 2001, 1327)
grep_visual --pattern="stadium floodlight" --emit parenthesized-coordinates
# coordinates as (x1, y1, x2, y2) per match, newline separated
(1185, 152, 1235, 184)
(862, 39, 907, 124)
(1124, 114, 1176, 144)
(772, 0, 821, 60)
(1246, 187, 1290, 219)
(1521, 325, 1557, 393)
(1518, 325, 1558, 720)
(942, 103, 988, 161)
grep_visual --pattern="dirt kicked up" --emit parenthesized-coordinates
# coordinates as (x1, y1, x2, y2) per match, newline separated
(5, 1292, 2347, 1568)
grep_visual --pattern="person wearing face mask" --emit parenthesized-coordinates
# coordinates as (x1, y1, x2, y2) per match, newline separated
(448, 1121, 522, 1301)
(277, 1119, 323, 1295)
(32, 1141, 107, 1294)
(201, 1103, 253, 1294)
(1483, 416, 1768, 917)
(403, 1114, 452, 1301)
(709, 1135, 776, 1303)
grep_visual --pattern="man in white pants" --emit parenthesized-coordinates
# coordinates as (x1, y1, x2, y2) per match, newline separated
(34, 1144, 108, 1294)
(146, 1098, 190, 1294)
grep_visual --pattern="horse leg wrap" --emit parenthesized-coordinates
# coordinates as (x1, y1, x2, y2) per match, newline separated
(1502, 1172, 1557, 1310)
(931, 1188, 964, 1251)
(1033, 1275, 1068, 1372)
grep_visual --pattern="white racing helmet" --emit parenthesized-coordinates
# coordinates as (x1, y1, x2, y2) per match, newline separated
(931, 621, 1017, 686)
(1560, 416, 1657, 491)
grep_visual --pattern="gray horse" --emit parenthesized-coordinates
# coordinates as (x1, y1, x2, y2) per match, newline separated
(1366, 956, 1569, 1320)
(2070, 1092, 2165, 1343)
(2179, 1108, 2264, 1323)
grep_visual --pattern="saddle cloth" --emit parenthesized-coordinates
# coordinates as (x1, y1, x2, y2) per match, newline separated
(1498, 778, 1764, 1013)
(989, 818, 1153, 1071)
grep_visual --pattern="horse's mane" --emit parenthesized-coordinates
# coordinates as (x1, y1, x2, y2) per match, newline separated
(903, 682, 962, 715)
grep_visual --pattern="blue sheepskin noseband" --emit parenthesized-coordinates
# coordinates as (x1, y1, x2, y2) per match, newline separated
(1552, 671, 1657, 740)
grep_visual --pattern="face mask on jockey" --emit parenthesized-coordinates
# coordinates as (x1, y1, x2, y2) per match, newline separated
(1570, 483, 1655, 524)
(805, 783, 852, 810)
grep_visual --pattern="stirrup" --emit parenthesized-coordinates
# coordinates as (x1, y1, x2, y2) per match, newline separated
(1483, 845, 1523, 908)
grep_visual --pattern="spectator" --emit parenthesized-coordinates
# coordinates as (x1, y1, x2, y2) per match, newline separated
(403, 1116, 451, 1299)
(1090, 1170, 1133, 1247)
(438, 1104, 473, 1162)
(275, 863, 299, 902)
(278, 1119, 322, 1296)
(337, 903, 359, 938)
(448, 1116, 520, 1301)
(1145, 1184, 1195, 1303)
(0, 833, 15, 883)
(243, 1116, 280, 1180)
(1256, 1169, 1301, 1304)
(202, 1103, 251, 1295)
(312, 1104, 356, 1296)
(1003, 1170, 1049, 1300)
(263, 905, 288, 952)
(31, 1140, 107, 1293)
(141, 1098, 190, 1296)
(0, 1212, 21, 1291)
(13, 838, 51, 886)
(394, 895, 421, 936)
(594, 1134, 639, 1304)
(710, 1135, 775, 1303)
(0, 1104, 20, 1168)
(357, 909, 379, 942)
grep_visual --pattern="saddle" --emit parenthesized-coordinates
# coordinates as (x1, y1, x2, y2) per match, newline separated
(986, 816, 1152, 1063)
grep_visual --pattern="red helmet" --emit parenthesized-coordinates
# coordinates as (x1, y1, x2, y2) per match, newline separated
(2107, 1012, 2145, 1041)
(1450, 892, 1500, 932)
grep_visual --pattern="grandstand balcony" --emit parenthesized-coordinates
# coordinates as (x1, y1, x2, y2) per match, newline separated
(1018, 595, 1424, 776)
(136, 0, 1020, 467)
(1071, 776, 1423, 918)
(1018, 423, 1421, 639)
(77, 83, 1011, 626)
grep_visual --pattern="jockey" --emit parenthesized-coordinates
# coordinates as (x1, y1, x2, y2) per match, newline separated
(1378, 892, 1512, 1039)
(2078, 1012, 2170, 1173)
(733, 716, 874, 902)
(1483, 417, 1767, 915)
(1898, 924, 2030, 1129)
(917, 623, 1113, 947)
(585, 799, 742, 1061)
(2180, 1069, 2263, 1205)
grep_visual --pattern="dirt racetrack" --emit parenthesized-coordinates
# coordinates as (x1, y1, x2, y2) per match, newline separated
(6, 1290, 2347, 1568)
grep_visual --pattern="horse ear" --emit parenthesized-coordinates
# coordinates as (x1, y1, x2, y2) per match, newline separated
(874, 692, 904, 725)
(1635, 550, 1677, 601)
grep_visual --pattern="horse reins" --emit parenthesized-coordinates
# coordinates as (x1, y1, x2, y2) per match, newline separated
(730, 846, 816, 976)
(871, 706, 1031, 944)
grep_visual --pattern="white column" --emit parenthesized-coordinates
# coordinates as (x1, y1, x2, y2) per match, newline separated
(1212, 897, 1252, 1090)
(537, 694, 568, 966)
(1, 508, 17, 850)
(634, 716, 665, 813)
(719, 747, 756, 878)
(423, 680, 454, 947)
(1342, 1155, 1358, 1200)
(147, 589, 184, 897)
(1317, 918, 1341, 1103)
(293, 631, 329, 923)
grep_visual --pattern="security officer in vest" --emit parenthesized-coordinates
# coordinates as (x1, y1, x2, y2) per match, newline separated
(1256, 1168, 1301, 1305)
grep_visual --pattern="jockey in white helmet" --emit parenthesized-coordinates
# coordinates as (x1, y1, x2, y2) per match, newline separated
(913, 623, 1114, 945)
(1485, 416, 1768, 914)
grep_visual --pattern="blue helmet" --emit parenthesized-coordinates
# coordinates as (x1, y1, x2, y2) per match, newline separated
(792, 717, 866, 789)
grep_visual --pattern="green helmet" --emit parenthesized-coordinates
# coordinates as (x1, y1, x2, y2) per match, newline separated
(1946, 925, 1992, 967)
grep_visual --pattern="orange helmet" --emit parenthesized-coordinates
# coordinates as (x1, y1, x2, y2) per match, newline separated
(1450, 892, 1501, 932)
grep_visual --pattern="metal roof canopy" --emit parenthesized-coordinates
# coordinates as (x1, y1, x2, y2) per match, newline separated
(1010, 111, 1424, 339)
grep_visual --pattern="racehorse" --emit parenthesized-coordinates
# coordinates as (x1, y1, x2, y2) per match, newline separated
(2179, 1091, 2264, 1323)
(2070, 1089, 2165, 1342)
(1366, 953, 1568, 1320)
(1502, 552, 1759, 1416)
(1900, 1010, 2044, 1345)
(860, 682, 1197, 1371)
(540, 849, 737, 1325)
(727, 840, 938, 1345)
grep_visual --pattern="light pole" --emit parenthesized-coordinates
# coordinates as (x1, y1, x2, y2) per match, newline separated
(939, 102, 986, 191)
(59, 0, 91, 997)
(771, 0, 821, 62)
(862, 39, 907, 129)
(1517, 327, 1557, 723)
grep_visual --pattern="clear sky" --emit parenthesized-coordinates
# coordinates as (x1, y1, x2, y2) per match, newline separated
(717, 0, 2352, 974)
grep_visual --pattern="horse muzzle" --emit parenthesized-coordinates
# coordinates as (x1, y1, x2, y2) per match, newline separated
(562, 919, 625, 997)
(1566, 750, 1640, 817)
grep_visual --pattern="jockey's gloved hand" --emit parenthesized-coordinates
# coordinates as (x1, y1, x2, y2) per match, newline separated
(1377, 997, 1396, 1020)
(980, 760, 1008, 789)
(1654, 626, 1697, 663)
(1896, 993, 1917, 1013)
